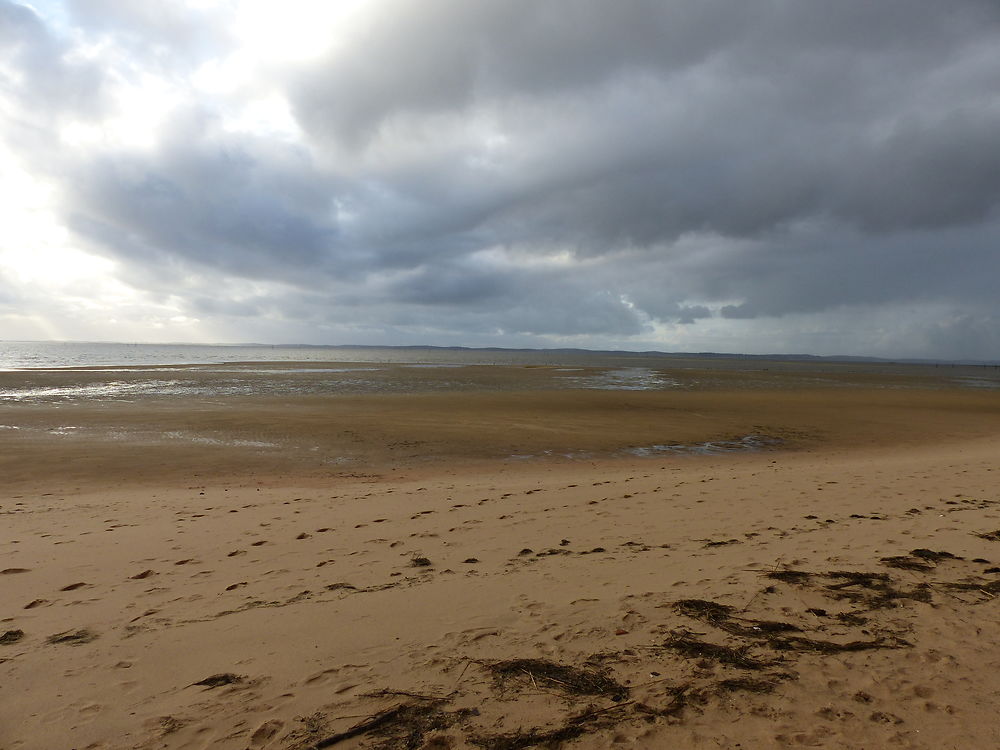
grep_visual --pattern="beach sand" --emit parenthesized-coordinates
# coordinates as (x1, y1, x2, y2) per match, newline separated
(2, 370, 1000, 749)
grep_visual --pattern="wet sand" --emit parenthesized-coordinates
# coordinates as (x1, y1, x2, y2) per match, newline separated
(2, 364, 1000, 749)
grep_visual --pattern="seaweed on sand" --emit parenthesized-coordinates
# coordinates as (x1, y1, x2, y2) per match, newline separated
(469, 664, 640, 750)
(0, 629, 24, 645)
(310, 700, 474, 749)
(910, 549, 960, 561)
(469, 700, 640, 750)
(834, 612, 869, 626)
(880, 556, 935, 572)
(46, 628, 97, 645)
(663, 633, 773, 670)
(672, 599, 802, 638)
(765, 635, 899, 654)
(470, 722, 588, 750)
(486, 658, 628, 701)
(824, 571, 891, 588)
(670, 598, 895, 656)
(673, 599, 733, 624)
(941, 579, 1000, 595)
(822, 571, 933, 608)
(191, 673, 243, 688)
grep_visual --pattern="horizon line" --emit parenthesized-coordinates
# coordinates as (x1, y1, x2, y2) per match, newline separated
(2, 339, 998, 367)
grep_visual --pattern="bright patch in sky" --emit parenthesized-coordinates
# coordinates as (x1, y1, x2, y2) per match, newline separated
(1, 1, 999, 358)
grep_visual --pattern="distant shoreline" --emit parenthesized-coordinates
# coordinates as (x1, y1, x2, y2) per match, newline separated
(3, 339, 999, 370)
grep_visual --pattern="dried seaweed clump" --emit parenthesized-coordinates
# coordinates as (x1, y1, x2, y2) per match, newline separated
(0, 629, 24, 645)
(823, 570, 932, 608)
(880, 556, 935, 572)
(766, 635, 896, 654)
(470, 722, 588, 750)
(942, 579, 1000, 595)
(470, 697, 642, 750)
(910, 548, 959, 561)
(487, 658, 628, 701)
(673, 599, 733, 624)
(46, 628, 97, 645)
(672, 598, 802, 638)
(663, 633, 773, 670)
(191, 673, 243, 688)
(310, 700, 474, 750)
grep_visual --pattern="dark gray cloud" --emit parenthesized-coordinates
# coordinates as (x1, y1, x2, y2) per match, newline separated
(66, 108, 341, 286)
(4, 0, 1000, 356)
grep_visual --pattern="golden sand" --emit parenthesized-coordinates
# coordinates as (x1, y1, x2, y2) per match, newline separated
(2, 366, 999, 748)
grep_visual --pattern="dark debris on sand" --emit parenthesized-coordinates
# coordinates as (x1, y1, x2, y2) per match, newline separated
(672, 599, 802, 638)
(663, 633, 774, 670)
(0, 629, 25, 645)
(880, 555, 936, 572)
(487, 658, 628, 701)
(767, 569, 934, 609)
(46, 628, 97, 645)
(309, 700, 475, 749)
(910, 548, 960, 561)
(294, 550, 1000, 749)
(470, 722, 588, 750)
(766, 635, 899, 654)
(191, 672, 244, 688)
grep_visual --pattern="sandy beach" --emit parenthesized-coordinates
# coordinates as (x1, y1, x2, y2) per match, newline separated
(2, 364, 1000, 749)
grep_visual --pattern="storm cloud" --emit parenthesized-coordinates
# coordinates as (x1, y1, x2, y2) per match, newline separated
(2, 0, 999, 356)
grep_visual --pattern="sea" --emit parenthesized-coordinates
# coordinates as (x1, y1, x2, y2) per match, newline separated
(2, 340, 997, 460)
(1, 340, 998, 404)
(0, 341, 542, 370)
(0, 340, 774, 371)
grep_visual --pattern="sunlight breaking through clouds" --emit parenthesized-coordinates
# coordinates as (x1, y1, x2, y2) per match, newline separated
(1, 0, 1000, 357)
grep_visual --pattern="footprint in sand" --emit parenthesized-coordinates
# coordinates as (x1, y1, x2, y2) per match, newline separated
(77, 703, 103, 717)
(303, 667, 339, 685)
(60, 582, 88, 591)
(1, 568, 31, 575)
(249, 719, 284, 746)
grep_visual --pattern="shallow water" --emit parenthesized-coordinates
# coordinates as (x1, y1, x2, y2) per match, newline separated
(0, 341, 685, 370)
(2, 341, 999, 405)
(560, 367, 682, 391)
(626, 434, 784, 457)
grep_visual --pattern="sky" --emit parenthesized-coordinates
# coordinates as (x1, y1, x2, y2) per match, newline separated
(1, 1, 999, 358)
